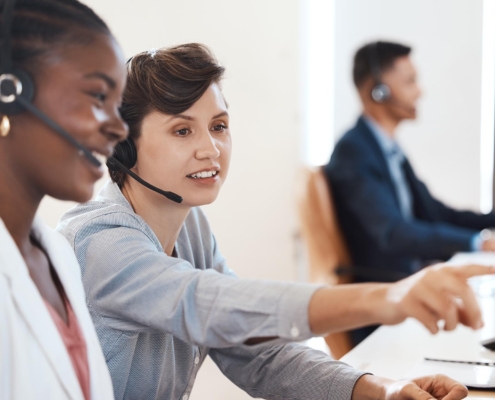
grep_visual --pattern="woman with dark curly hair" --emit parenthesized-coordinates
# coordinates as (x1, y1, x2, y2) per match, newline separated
(0, 0, 127, 398)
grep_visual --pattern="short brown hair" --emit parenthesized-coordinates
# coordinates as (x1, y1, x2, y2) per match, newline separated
(353, 41, 411, 89)
(110, 43, 225, 186)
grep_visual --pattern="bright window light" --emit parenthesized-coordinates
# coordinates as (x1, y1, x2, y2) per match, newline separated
(480, 0, 495, 213)
(300, 0, 335, 166)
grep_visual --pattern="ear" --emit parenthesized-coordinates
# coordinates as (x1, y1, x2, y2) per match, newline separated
(357, 78, 374, 103)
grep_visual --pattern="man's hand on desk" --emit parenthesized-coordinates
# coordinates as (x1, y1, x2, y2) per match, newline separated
(352, 374, 468, 400)
(308, 264, 495, 336)
(375, 264, 495, 334)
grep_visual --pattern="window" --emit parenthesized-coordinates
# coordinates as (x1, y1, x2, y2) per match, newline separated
(300, 0, 335, 166)
(480, 0, 495, 213)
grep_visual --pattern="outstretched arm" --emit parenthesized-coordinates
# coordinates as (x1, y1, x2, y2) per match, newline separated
(309, 263, 495, 335)
(210, 342, 468, 400)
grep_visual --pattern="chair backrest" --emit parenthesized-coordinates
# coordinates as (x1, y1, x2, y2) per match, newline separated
(297, 166, 352, 285)
(296, 165, 353, 358)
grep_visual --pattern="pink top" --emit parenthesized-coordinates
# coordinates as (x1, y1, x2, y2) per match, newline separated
(43, 296, 91, 400)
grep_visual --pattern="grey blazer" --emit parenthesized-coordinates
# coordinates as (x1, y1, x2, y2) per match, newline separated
(57, 181, 366, 400)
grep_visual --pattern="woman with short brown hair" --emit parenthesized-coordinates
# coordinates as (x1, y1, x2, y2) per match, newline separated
(58, 43, 488, 400)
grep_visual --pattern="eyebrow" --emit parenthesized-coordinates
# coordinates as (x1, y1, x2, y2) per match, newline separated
(84, 72, 117, 89)
(212, 111, 229, 119)
(170, 111, 229, 121)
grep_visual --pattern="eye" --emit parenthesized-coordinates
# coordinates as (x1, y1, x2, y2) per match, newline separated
(88, 92, 107, 103)
(212, 123, 228, 132)
(175, 128, 190, 136)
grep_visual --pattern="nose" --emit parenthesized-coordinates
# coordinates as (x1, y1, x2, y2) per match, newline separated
(195, 129, 220, 160)
(414, 83, 422, 100)
(104, 109, 129, 144)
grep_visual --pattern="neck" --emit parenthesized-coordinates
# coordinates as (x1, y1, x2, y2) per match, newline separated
(122, 180, 190, 256)
(363, 105, 400, 138)
(0, 162, 43, 255)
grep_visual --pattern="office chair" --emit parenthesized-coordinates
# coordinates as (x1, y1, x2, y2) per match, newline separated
(296, 166, 354, 359)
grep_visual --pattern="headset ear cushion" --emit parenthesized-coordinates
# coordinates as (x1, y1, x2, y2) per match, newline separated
(0, 67, 35, 115)
(107, 138, 137, 172)
(371, 83, 391, 103)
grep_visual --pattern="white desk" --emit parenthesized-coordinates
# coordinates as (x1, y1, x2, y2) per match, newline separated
(340, 252, 495, 399)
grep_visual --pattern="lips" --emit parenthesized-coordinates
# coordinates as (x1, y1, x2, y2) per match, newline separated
(89, 150, 108, 166)
(83, 145, 114, 165)
(186, 165, 220, 179)
(187, 170, 219, 179)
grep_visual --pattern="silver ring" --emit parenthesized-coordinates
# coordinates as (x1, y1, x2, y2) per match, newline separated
(0, 74, 22, 103)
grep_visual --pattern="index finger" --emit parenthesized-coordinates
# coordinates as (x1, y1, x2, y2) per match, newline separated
(413, 375, 468, 400)
(441, 383, 469, 400)
(442, 264, 495, 280)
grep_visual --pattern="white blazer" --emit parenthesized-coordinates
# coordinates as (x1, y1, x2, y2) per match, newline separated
(0, 216, 114, 400)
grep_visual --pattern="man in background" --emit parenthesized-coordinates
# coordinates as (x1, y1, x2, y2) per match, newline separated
(324, 41, 495, 344)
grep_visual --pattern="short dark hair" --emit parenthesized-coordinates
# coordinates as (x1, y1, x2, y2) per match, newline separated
(353, 41, 412, 88)
(7, 0, 112, 76)
(110, 43, 225, 187)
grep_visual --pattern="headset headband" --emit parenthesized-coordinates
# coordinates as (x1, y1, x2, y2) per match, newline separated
(1, 0, 15, 73)
(367, 42, 382, 85)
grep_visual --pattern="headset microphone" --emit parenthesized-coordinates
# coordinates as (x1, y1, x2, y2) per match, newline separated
(0, 0, 101, 167)
(107, 138, 183, 204)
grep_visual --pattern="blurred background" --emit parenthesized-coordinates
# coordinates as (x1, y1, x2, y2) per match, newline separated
(38, 0, 495, 398)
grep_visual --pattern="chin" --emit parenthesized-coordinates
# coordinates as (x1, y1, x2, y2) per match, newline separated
(52, 184, 94, 204)
(184, 193, 220, 207)
(398, 110, 416, 121)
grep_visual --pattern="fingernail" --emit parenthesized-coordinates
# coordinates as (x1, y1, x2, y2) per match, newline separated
(477, 320, 484, 329)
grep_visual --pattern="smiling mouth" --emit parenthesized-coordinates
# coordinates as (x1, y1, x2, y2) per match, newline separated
(89, 151, 108, 166)
(186, 170, 219, 179)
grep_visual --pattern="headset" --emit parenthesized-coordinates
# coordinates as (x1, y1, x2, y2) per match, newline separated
(106, 54, 182, 204)
(367, 42, 392, 103)
(0, 0, 101, 166)
(106, 138, 183, 203)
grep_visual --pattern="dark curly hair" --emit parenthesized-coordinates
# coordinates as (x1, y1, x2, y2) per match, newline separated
(4, 0, 112, 77)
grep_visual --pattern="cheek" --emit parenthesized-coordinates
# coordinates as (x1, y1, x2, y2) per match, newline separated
(39, 90, 99, 143)
(63, 106, 101, 142)
(138, 144, 187, 183)
(219, 137, 232, 166)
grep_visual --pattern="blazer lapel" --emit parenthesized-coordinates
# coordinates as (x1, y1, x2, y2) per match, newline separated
(356, 117, 401, 209)
(0, 218, 84, 400)
(33, 216, 111, 399)
(401, 159, 437, 221)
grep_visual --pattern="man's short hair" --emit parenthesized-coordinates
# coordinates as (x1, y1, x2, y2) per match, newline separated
(353, 41, 412, 89)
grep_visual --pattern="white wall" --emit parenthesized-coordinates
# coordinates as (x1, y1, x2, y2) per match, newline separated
(39, 1, 301, 399)
(333, 0, 484, 210)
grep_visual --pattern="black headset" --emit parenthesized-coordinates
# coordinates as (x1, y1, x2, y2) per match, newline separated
(367, 42, 392, 103)
(0, 0, 101, 166)
(107, 137, 183, 203)
(106, 52, 182, 204)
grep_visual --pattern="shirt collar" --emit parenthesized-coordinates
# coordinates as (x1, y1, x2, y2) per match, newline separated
(362, 115, 403, 159)
(96, 179, 134, 211)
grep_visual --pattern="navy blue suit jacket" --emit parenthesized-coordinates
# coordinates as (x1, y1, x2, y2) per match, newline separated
(324, 116, 495, 282)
